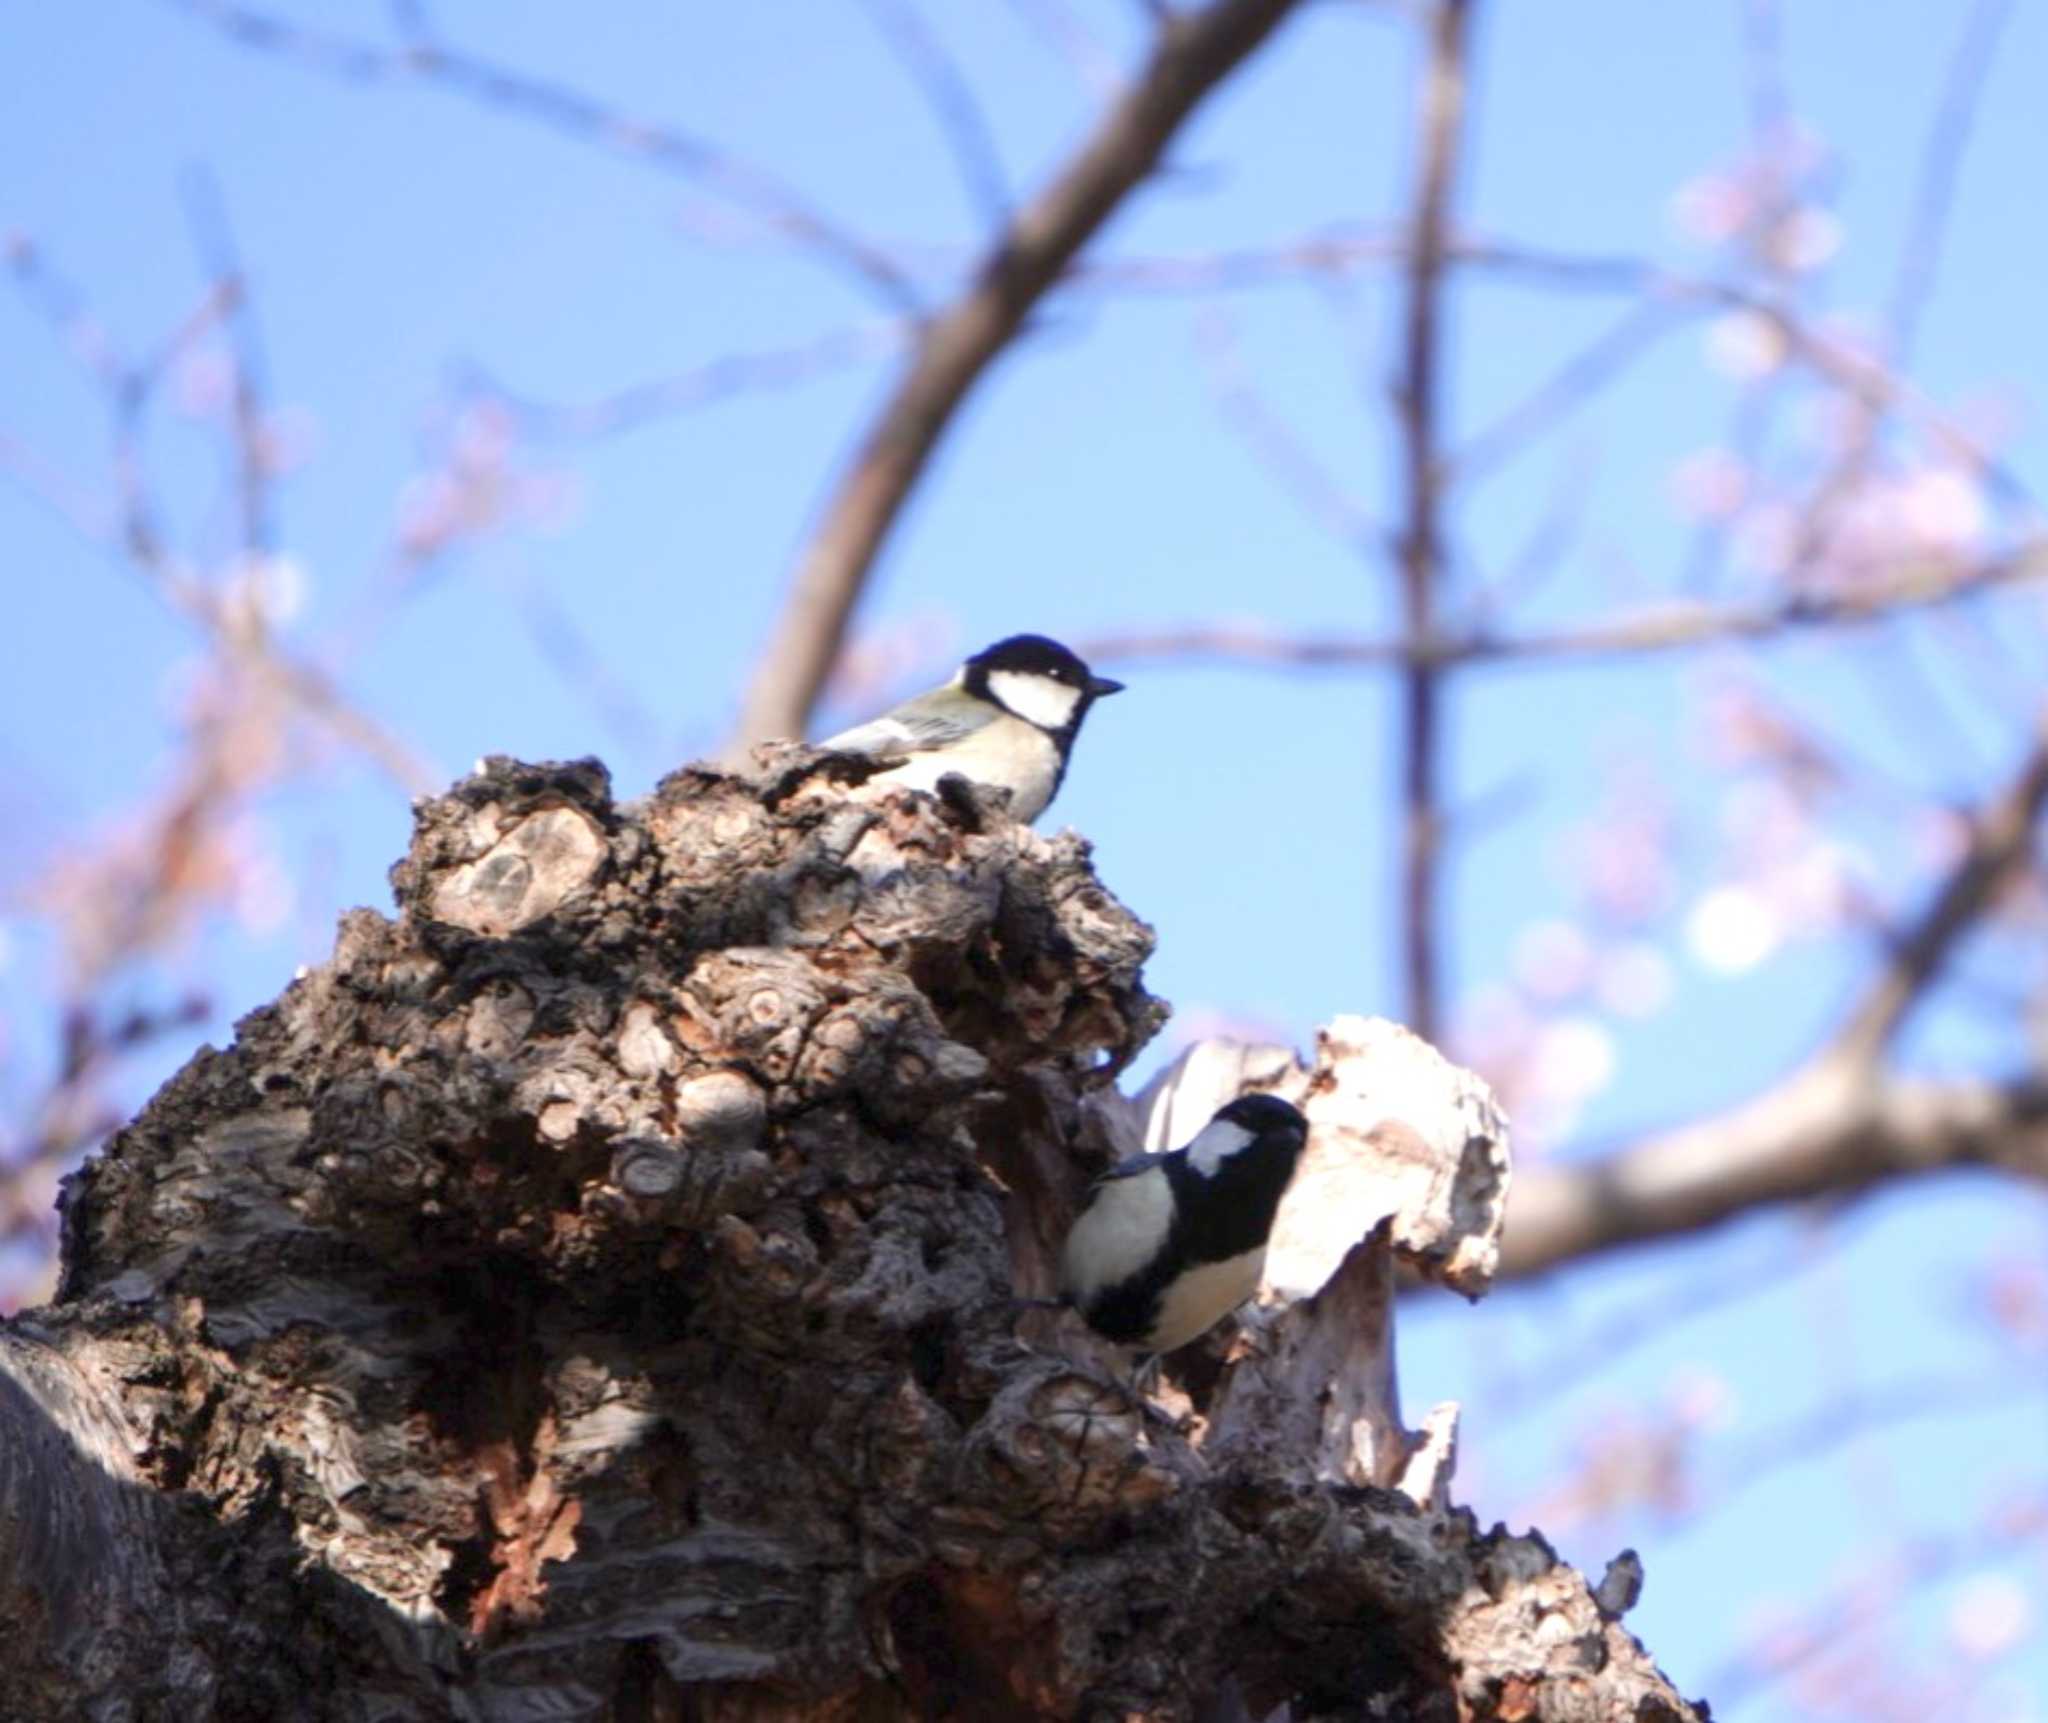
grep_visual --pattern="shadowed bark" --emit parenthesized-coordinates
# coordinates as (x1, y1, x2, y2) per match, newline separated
(8, 753, 1700, 1720)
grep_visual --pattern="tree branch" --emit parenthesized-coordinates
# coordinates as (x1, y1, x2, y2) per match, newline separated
(853, 0, 1012, 230)
(163, 0, 921, 311)
(1833, 705, 2048, 1062)
(1077, 538, 2048, 671)
(1503, 709, 2048, 1279)
(724, 0, 1306, 753)
(473, 321, 909, 442)
(1392, 0, 1476, 1041)
(1500, 1068, 2048, 1280)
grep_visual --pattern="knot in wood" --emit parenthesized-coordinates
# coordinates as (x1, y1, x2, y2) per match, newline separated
(427, 805, 606, 936)
(614, 1001, 676, 1079)
(671, 1071, 766, 1145)
(609, 1138, 684, 1197)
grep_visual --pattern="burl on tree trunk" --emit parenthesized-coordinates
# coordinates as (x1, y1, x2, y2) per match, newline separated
(3, 751, 1704, 1721)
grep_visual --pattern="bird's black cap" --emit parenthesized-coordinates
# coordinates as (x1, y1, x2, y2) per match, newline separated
(969, 634, 1124, 698)
(1214, 1092, 1308, 1139)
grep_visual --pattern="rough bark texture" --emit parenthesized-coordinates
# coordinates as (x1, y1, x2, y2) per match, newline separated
(8, 751, 1704, 1721)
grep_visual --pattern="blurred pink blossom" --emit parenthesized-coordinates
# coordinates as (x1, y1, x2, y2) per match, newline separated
(1671, 447, 1750, 521)
(1949, 1574, 2032, 1661)
(394, 398, 578, 562)
(1512, 918, 1595, 1001)
(1597, 943, 1674, 1018)
(1707, 311, 1788, 380)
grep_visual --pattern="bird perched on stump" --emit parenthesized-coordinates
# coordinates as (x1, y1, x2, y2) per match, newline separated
(820, 633, 1123, 824)
(1060, 1093, 1310, 1388)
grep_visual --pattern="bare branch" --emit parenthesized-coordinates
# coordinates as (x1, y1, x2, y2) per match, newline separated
(1784, 0, 2017, 580)
(1739, 0, 1790, 147)
(0, 431, 111, 543)
(1888, 0, 2015, 367)
(1471, 1208, 1877, 1420)
(1500, 1068, 2048, 1281)
(1833, 706, 2048, 1062)
(1193, 308, 1378, 547)
(1069, 223, 1402, 292)
(4, 229, 433, 794)
(1079, 538, 2048, 671)
(1707, 1491, 2048, 1710)
(853, 0, 1012, 230)
(1500, 709, 2048, 1278)
(1391, 0, 1476, 1041)
(1000, 0, 1125, 97)
(724, 0, 1307, 752)
(160, 0, 922, 312)
(1449, 297, 1691, 483)
(473, 321, 908, 442)
(180, 168, 275, 558)
(1063, 230, 2037, 511)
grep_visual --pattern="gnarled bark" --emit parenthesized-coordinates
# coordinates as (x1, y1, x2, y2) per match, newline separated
(8, 752, 1701, 1720)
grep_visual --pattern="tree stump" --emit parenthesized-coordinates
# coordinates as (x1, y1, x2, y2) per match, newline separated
(3, 751, 1702, 1721)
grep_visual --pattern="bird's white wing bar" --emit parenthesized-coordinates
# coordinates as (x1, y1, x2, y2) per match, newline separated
(821, 687, 988, 758)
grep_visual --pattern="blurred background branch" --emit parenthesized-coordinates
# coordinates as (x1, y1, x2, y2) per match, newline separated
(725, 0, 1307, 753)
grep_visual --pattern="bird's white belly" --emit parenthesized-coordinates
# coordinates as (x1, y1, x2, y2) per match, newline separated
(866, 719, 1061, 823)
(1144, 1248, 1264, 1353)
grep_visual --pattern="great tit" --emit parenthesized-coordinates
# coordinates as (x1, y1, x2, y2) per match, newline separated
(1060, 1093, 1310, 1366)
(820, 634, 1123, 824)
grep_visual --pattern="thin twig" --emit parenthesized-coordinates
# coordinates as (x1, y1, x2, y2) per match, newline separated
(854, 0, 1012, 230)
(1079, 538, 2048, 670)
(181, 167, 276, 559)
(1785, 0, 2016, 576)
(1194, 308, 1377, 547)
(1833, 706, 2048, 1063)
(1888, 0, 2014, 370)
(471, 321, 909, 442)
(1000, 0, 1124, 96)
(1449, 297, 1692, 483)
(161, 0, 922, 312)
(1463, 1203, 1873, 1422)
(1059, 231, 2034, 511)
(1390, 0, 1476, 1041)
(6, 230, 433, 793)
(1705, 1491, 2048, 1709)
(1697, 1370, 2045, 1523)
(724, 0, 1307, 753)
(1739, 0, 1790, 147)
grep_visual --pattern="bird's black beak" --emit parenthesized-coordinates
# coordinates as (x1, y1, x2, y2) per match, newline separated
(1089, 675, 1125, 697)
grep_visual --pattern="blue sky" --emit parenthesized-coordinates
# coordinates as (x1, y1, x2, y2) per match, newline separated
(5, 2, 2047, 1713)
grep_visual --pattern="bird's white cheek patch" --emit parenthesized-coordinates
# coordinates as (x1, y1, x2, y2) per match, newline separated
(1184, 1119, 1256, 1178)
(1061, 1169, 1172, 1303)
(1146, 1248, 1264, 1353)
(987, 669, 1083, 730)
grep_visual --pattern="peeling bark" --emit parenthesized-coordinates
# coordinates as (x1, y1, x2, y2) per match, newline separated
(7, 752, 1703, 1720)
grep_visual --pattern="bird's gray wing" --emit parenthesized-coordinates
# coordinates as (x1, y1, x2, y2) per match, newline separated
(821, 686, 992, 759)
(1092, 1149, 1174, 1186)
